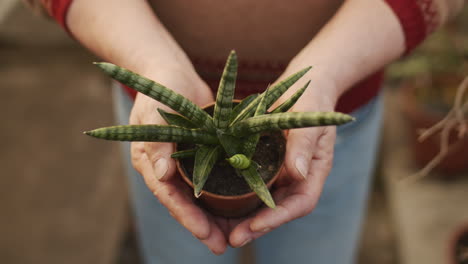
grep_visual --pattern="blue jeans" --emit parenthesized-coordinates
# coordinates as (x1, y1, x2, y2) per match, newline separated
(113, 85, 383, 264)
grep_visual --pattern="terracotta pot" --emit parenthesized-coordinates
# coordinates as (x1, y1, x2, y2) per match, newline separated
(400, 82, 468, 175)
(177, 162, 283, 218)
(175, 101, 285, 218)
(448, 223, 468, 264)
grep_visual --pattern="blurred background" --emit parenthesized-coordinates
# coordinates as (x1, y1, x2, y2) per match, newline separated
(0, 2, 466, 264)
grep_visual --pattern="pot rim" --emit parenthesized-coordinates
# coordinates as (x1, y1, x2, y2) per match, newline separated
(176, 158, 284, 200)
(448, 222, 468, 264)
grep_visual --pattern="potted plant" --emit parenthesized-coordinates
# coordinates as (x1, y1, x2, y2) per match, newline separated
(85, 51, 353, 217)
(449, 223, 468, 264)
(388, 30, 468, 177)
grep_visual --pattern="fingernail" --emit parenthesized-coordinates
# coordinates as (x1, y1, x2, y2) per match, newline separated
(240, 238, 252, 247)
(295, 156, 308, 180)
(154, 158, 168, 180)
(210, 249, 222, 256)
(192, 232, 203, 240)
(251, 226, 271, 233)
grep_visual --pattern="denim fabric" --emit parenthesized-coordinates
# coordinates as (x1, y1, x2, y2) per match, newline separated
(112, 85, 383, 264)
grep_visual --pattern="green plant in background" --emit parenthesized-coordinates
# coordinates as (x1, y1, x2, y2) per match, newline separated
(387, 30, 468, 113)
(85, 51, 354, 208)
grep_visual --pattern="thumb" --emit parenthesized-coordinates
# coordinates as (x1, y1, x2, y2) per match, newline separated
(144, 141, 176, 182)
(284, 128, 323, 181)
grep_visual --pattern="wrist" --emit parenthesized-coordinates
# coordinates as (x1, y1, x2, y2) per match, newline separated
(283, 60, 340, 111)
(141, 64, 214, 105)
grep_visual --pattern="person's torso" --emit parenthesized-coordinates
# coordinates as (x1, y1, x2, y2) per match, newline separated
(149, 0, 343, 63)
(138, 0, 383, 114)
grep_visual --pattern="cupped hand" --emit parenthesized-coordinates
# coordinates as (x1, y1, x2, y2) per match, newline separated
(228, 66, 340, 247)
(128, 67, 232, 254)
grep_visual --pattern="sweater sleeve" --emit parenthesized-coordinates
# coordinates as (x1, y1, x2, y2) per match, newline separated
(384, 0, 440, 54)
(22, 0, 74, 33)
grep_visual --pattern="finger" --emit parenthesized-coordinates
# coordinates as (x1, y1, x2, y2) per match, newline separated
(131, 94, 177, 182)
(228, 187, 290, 247)
(213, 217, 234, 239)
(249, 190, 319, 233)
(144, 141, 176, 181)
(229, 218, 255, 248)
(201, 216, 229, 255)
(284, 127, 323, 181)
(249, 127, 336, 232)
(153, 180, 212, 240)
(131, 142, 212, 240)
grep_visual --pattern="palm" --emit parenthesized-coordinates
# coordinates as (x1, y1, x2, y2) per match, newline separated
(128, 71, 232, 253)
(228, 126, 336, 247)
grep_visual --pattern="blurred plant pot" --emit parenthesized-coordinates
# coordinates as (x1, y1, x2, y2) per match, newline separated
(448, 223, 468, 264)
(400, 78, 468, 175)
(176, 101, 286, 218)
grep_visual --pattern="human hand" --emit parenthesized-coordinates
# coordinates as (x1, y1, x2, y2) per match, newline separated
(228, 64, 340, 247)
(129, 67, 234, 254)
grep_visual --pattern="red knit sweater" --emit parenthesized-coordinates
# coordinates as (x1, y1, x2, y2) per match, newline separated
(37, 0, 438, 113)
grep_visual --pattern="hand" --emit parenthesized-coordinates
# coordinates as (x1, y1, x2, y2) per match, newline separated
(129, 67, 232, 254)
(228, 65, 340, 247)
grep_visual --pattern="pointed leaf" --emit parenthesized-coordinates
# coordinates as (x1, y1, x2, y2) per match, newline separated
(238, 163, 275, 208)
(263, 67, 312, 110)
(216, 130, 244, 157)
(242, 87, 270, 158)
(229, 112, 355, 136)
(254, 86, 270, 116)
(94, 62, 214, 131)
(171, 148, 197, 159)
(241, 137, 260, 159)
(213, 50, 237, 130)
(230, 66, 312, 125)
(158, 108, 198, 128)
(193, 146, 222, 198)
(270, 80, 310, 114)
(84, 125, 218, 144)
(230, 94, 259, 123)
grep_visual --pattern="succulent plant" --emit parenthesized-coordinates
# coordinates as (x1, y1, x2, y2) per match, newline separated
(85, 50, 354, 209)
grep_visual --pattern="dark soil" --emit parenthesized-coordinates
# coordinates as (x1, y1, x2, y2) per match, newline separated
(177, 131, 285, 196)
(455, 231, 468, 264)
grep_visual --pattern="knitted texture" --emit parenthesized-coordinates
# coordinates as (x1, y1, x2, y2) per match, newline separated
(385, 0, 440, 53)
(22, 0, 73, 33)
(35, 0, 389, 113)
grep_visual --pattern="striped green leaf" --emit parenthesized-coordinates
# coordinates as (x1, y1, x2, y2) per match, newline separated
(193, 146, 222, 198)
(230, 94, 259, 123)
(171, 148, 197, 159)
(262, 67, 312, 110)
(242, 87, 270, 158)
(229, 112, 355, 136)
(213, 50, 237, 130)
(238, 162, 275, 209)
(84, 125, 218, 144)
(216, 130, 244, 157)
(270, 80, 310, 114)
(230, 66, 312, 125)
(157, 108, 198, 128)
(94, 62, 214, 131)
(254, 86, 269, 116)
